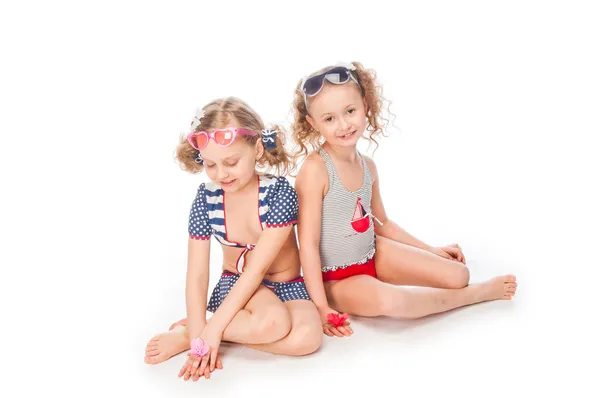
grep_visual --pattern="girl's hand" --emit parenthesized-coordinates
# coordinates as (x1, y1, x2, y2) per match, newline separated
(178, 351, 223, 381)
(178, 326, 223, 381)
(433, 244, 466, 264)
(179, 353, 209, 381)
(190, 325, 223, 381)
(319, 307, 353, 337)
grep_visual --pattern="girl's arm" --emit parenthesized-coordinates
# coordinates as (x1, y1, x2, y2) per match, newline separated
(185, 183, 214, 341)
(296, 157, 352, 337)
(205, 225, 293, 333)
(366, 156, 436, 252)
(204, 178, 298, 335)
(295, 157, 329, 312)
(186, 238, 211, 341)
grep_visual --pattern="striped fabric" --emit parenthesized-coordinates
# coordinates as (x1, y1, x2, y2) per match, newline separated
(318, 148, 376, 272)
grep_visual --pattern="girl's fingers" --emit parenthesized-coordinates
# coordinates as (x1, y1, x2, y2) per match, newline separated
(178, 363, 189, 378)
(329, 325, 344, 337)
(338, 325, 352, 336)
(197, 350, 210, 378)
(191, 356, 201, 373)
(209, 350, 217, 372)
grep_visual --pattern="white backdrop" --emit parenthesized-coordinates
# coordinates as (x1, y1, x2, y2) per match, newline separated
(1, 1, 599, 397)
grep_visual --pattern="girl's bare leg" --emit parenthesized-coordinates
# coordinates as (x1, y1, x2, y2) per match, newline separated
(245, 299, 322, 356)
(375, 235, 470, 289)
(145, 286, 292, 364)
(324, 274, 517, 319)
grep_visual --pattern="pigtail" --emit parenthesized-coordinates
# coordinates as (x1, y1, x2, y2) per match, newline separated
(350, 61, 388, 151)
(175, 135, 205, 174)
(258, 123, 295, 177)
(291, 80, 323, 163)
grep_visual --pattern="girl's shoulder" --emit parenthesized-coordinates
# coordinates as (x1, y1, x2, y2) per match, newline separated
(296, 152, 328, 187)
(360, 153, 379, 182)
(259, 174, 298, 228)
(259, 173, 298, 201)
(299, 151, 328, 177)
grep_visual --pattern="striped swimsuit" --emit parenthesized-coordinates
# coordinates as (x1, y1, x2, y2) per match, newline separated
(318, 148, 379, 281)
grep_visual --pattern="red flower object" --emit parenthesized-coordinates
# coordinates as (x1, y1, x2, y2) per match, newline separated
(327, 312, 349, 327)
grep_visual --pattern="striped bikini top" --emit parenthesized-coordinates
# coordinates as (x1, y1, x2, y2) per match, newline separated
(187, 174, 298, 272)
(318, 148, 377, 272)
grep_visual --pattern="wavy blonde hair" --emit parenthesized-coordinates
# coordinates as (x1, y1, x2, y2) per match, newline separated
(291, 61, 388, 161)
(175, 97, 294, 176)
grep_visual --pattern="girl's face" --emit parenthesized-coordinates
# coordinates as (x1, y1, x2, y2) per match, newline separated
(200, 132, 262, 192)
(305, 82, 368, 148)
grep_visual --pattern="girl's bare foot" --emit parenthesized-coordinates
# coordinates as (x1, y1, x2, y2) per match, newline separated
(144, 325, 189, 364)
(478, 275, 518, 301)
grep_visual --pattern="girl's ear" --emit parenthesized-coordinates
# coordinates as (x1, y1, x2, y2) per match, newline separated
(306, 114, 317, 130)
(255, 137, 264, 160)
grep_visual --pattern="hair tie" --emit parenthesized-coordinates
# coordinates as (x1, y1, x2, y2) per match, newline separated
(261, 126, 278, 151)
(190, 107, 205, 132)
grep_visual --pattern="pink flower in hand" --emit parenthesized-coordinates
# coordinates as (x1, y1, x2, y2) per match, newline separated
(190, 337, 209, 357)
(327, 312, 349, 328)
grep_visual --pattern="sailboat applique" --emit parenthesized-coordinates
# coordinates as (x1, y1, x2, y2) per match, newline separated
(351, 198, 370, 233)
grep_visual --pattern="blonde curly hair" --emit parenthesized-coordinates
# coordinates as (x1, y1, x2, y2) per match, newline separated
(175, 97, 294, 176)
(291, 61, 388, 161)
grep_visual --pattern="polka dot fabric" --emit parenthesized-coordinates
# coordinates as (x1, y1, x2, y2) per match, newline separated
(207, 271, 311, 312)
(207, 273, 239, 312)
(188, 183, 212, 240)
(262, 278, 310, 302)
(265, 177, 298, 228)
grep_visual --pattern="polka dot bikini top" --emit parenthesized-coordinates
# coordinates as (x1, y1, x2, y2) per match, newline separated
(188, 174, 299, 272)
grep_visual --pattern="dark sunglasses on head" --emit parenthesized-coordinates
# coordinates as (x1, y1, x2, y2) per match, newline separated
(300, 64, 359, 103)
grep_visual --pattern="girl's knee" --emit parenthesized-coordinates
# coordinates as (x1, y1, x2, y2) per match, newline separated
(445, 265, 470, 289)
(379, 289, 420, 319)
(252, 306, 292, 342)
(376, 289, 401, 317)
(286, 320, 323, 356)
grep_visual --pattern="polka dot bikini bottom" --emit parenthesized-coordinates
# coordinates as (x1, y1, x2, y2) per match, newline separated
(206, 271, 311, 312)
